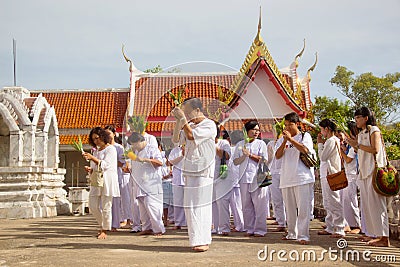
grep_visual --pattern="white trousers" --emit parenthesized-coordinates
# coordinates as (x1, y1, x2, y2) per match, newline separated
(240, 183, 268, 236)
(320, 177, 346, 235)
(111, 197, 121, 228)
(172, 185, 186, 226)
(270, 174, 286, 227)
(89, 195, 113, 231)
(130, 180, 141, 231)
(340, 175, 361, 228)
(216, 187, 233, 233)
(184, 176, 213, 247)
(282, 183, 313, 241)
(230, 187, 244, 231)
(138, 194, 165, 234)
(211, 184, 219, 233)
(358, 177, 389, 237)
(120, 175, 133, 221)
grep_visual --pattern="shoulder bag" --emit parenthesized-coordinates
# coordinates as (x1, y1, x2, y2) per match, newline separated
(299, 132, 318, 168)
(326, 141, 348, 191)
(89, 161, 104, 187)
(219, 151, 228, 179)
(257, 156, 272, 188)
(370, 131, 399, 197)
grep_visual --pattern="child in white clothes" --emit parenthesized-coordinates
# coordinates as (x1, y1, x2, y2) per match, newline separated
(128, 132, 165, 236)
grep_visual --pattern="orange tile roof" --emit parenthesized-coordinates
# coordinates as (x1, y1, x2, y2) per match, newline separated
(60, 134, 90, 146)
(31, 91, 129, 129)
(134, 75, 236, 118)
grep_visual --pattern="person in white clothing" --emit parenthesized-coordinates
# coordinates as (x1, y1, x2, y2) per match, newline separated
(336, 128, 361, 234)
(168, 145, 187, 229)
(213, 127, 232, 235)
(171, 97, 217, 252)
(83, 127, 120, 239)
(267, 134, 286, 232)
(233, 121, 268, 237)
(275, 112, 315, 245)
(347, 107, 389, 247)
(128, 132, 165, 237)
(211, 125, 231, 235)
(317, 119, 346, 238)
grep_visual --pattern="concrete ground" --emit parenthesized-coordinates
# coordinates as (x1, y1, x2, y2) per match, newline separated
(0, 215, 399, 267)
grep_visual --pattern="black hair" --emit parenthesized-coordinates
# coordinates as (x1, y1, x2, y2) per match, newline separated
(283, 112, 300, 123)
(127, 132, 145, 144)
(88, 127, 112, 147)
(347, 121, 358, 137)
(229, 130, 244, 146)
(182, 97, 203, 112)
(319, 118, 337, 132)
(244, 120, 259, 132)
(354, 107, 376, 126)
(221, 130, 229, 140)
(215, 122, 221, 137)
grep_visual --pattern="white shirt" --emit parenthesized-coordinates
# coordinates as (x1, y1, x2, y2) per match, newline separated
(270, 139, 283, 175)
(233, 139, 268, 184)
(114, 143, 126, 184)
(89, 145, 120, 197)
(279, 132, 315, 189)
(180, 118, 217, 177)
(143, 132, 158, 147)
(343, 146, 358, 176)
(168, 146, 185, 186)
(132, 144, 163, 196)
(318, 136, 341, 176)
(214, 139, 232, 179)
(227, 146, 240, 187)
(358, 126, 386, 179)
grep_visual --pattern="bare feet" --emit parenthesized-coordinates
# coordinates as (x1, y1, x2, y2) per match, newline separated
(330, 233, 345, 238)
(317, 230, 331, 235)
(366, 237, 390, 247)
(298, 240, 309, 245)
(97, 230, 107, 239)
(219, 232, 229, 236)
(139, 229, 153, 235)
(344, 226, 351, 233)
(349, 228, 361, 234)
(193, 245, 209, 252)
(110, 228, 118, 232)
(254, 234, 264, 237)
(358, 236, 374, 242)
(173, 226, 181, 230)
(244, 233, 254, 237)
(153, 232, 163, 238)
(272, 226, 287, 232)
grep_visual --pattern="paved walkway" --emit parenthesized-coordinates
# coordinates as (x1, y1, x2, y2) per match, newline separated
(0, 215, 399, 267)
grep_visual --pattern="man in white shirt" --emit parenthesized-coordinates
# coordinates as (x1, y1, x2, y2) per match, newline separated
(172, 97, 217, 252)
(275, 112, 315, 245)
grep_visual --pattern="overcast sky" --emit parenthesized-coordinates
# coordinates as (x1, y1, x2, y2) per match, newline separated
(1, 0, 399, 102)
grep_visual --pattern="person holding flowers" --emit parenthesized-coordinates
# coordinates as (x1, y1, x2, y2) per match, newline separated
(127, 132, 165, 237)
(171, 97, 217, 252)
(82, 127, 120, 239)
(233, 120, 268, 237)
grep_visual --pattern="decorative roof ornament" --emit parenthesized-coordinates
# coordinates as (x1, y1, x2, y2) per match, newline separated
(122, 44, 133, 72)
(307, 52, 318, 81)
(254, 6, 263, 46)
(294, 39, 306, 68)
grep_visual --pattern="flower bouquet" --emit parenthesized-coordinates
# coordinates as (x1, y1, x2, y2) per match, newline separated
(71, 135, 84, 152)
(124, 148, 137, 161)
(127, 116, 148, 134)
(165, 85, 188, 109)
(273, 118, 285, 137)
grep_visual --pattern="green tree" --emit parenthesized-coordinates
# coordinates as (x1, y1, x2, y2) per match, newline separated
(330, 66, 400, 123)
(311, 96, 353, 124)
(144, 65, 163, 73)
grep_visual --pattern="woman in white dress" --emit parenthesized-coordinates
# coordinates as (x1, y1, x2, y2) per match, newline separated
(83, 127, 120, 239)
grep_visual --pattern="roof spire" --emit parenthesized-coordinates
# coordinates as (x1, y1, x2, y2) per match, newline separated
(122, 44, 133, 72)
(294, 39, 306, 68)
(254, 6, 263, 45)
(307, 52, 318, 81)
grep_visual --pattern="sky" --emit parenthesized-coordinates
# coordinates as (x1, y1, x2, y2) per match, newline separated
(1, 0, 399, 102)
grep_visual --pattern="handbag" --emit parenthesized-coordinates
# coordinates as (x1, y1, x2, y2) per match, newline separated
(327, 141, 348, 191)
(371, 132, 400, 197)
(89, 161, 104, 187)
(257, 156, 272, 188)
(299, 132, 317, 168)
(219, 151, 228, 179)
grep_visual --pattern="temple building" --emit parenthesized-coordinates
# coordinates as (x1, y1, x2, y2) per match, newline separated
(3, 13, 317, 190)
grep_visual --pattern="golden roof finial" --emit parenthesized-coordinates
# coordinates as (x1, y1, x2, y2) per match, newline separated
(294, 39, 306, 68)
(122, 44, 133, 72)
(307, 52, 318, 81)
(254, 6, 263, 46)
